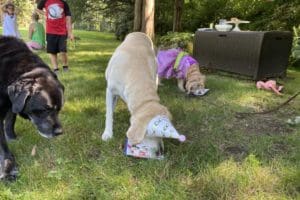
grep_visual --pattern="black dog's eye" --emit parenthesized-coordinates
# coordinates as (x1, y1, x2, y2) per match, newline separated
(31, 109, 51, 117)
(32, 109, 42, 114)
(45, 105, 52, 110)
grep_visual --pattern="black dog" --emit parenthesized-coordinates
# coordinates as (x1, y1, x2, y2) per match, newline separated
(0, 36, 64, 179)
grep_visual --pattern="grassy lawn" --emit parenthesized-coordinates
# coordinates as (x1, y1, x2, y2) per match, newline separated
(0, 28, 299, 199)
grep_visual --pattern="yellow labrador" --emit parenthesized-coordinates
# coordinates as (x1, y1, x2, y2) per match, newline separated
(102, 32, 172, 144)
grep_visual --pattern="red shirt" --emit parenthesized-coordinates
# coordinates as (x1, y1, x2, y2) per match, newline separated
(37, 0, 71, 35)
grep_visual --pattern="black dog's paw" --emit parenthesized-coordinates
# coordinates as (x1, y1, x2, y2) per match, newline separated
(4, 126, 18, 141)
(0, 157, 18, 181)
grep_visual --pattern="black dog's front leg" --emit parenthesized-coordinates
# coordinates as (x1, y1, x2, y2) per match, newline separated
(4, 110, 17, 140)
(0, 119, 17, 180)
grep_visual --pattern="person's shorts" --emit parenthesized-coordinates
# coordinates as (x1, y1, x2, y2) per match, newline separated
(46, 34, 68, 54)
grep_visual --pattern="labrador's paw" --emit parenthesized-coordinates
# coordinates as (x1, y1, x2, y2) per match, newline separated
(102, 130, 113, 141)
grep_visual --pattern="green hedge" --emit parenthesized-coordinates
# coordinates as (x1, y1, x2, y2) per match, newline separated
(156, 32, 194, 53)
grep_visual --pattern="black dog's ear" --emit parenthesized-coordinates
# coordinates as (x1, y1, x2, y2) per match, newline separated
(7, 85, 30, 113)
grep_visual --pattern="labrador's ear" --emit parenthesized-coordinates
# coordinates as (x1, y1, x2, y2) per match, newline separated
(7, 84, 30, 113)
(126, 121, 147, 145)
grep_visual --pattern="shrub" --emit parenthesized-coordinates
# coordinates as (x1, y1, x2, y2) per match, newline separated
(291, 26, 300, 67)
(156, 32, 194, 54)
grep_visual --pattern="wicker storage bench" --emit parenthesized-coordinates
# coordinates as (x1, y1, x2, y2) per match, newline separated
(193, 31, 293, 80)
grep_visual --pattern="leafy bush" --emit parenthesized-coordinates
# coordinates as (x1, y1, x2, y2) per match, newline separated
(156, 32, 194, 53)
(115, 19, 132, 41)
(291, 26, 300, 67)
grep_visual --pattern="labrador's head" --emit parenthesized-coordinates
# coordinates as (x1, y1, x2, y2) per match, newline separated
(185, 64, 206, 95)
(8, 69, 64, 138)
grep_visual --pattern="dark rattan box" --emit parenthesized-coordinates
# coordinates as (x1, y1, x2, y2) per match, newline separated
(193, 31, 293, 80)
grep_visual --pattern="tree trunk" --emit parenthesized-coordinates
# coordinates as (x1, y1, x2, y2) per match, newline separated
(133, 0, 155, 40)
(141, 0, 155, 41)
(133, 0, 143, 31)
(173, 0, 184, 32)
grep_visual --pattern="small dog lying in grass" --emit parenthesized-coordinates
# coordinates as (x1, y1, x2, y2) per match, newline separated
(157, 48, 206, 95)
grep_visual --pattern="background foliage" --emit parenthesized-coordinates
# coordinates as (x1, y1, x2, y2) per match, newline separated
(65, 0, 299, 34)
(2, 0, 298, 41)
(292, 26, 300, 67)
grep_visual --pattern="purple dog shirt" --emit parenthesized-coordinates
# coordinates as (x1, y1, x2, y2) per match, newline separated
(157, 48, 198, 79)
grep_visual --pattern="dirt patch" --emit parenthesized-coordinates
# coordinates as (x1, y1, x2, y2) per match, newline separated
(220, 144, 249, 161)
(87, 148, 102, 160)
(224, 146, 248, 154)
(267, 141, 290, 158)
(231, 114, 294, 135)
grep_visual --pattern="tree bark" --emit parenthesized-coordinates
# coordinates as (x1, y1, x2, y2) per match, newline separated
(141, 0, 155, 40)
(173, 0, 184, 32)
(133, 0, 142, 31)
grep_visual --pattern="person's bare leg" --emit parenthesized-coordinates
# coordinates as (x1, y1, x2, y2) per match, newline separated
(60, 52, 69, 71)
(49, 53, 59, 71)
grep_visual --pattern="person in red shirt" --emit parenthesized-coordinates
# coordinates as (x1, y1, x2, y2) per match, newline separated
(37, 0, 74, 73)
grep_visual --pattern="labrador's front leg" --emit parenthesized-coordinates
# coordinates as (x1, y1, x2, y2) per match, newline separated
(0, 119, 18, 180)
(4, 109, 17, 141)
(102, 88, 118, 141)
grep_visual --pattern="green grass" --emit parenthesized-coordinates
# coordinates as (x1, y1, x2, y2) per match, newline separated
(0, 28, 299, 199)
